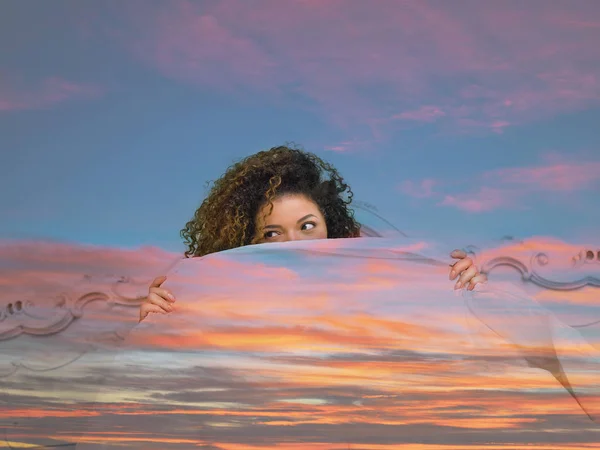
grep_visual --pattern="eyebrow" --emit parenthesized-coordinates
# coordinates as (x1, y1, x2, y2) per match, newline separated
(263, 214, 317, 230)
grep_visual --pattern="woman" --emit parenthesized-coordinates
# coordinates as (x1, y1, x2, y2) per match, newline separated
(139, 145, 483, 321)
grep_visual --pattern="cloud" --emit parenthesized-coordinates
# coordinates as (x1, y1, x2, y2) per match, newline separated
(399, 178, 437, 199)
(3, 238, 599, 447)
(96, 0, 600, 142)
(491, 161, 600, 192)
(0, 77, 103, 111)
(439, 186, 516, 213)
(401, 155, 600, 212)
(123, 2, 277, 94)
(324, 139, 373, 153)
(0, 239, 179, 303)
(392, 106, 446, 123)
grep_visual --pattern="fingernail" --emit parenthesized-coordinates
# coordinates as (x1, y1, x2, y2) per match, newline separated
(454, 281, 462, 290)
(450, 270, 456, 279)
(168, 294, 176, 302)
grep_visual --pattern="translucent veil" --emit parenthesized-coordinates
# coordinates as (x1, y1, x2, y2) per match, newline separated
(1, 205, 598, 449)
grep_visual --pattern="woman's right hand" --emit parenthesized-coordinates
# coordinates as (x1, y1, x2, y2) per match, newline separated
(139, 276, 176, 322)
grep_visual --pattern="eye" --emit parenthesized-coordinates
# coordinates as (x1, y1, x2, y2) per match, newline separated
(263, 230, 280, 239)
(301, 222, 316, 231)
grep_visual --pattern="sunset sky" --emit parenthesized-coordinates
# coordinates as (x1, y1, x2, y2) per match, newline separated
(2, 0, 600, 251)
(1, 1, 600, 448)
(2, 237, 599, 448)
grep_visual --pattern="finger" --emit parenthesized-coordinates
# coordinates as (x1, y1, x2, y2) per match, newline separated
(449, 257, 472, 280)
(450, 249, 467, 259)
(147, 293, 174, 312)
(458, 265, 478, 285)
(467, 274, 488, 290)
(150, 276, 167, 289)
(456, 266, 478, 289)
(149, 287, 176, 302)
(139, 304, 167, 322)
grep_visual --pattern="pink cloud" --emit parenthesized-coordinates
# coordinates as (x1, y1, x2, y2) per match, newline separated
(404, 155, 600, 213)
(400, 178, 437, 199)
(490, 161, 600, 192)
(439, 187, 514, 213)
(125, 2, 277, 94)
(324, 144, 351, 153)
(0, 239, 178, 306)
(323, 139, 373, 153)
(0, 77, 103, 112)
(490, 120, 510, 134)
(393, 106, 446, 123)
(100, 1, 600, 139)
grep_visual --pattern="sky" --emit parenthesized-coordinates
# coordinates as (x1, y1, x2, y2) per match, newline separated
(2, 238, 599, 448)
(1, 0, 600, 252)
(1, 1, 600, 448)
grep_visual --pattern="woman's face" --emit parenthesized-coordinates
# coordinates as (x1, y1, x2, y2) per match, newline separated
(254, 194, 328, 244)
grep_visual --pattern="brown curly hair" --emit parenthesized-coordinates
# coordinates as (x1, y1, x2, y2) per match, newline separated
(181, 145, 362, 257)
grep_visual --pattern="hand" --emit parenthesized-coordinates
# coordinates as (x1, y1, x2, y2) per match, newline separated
(139, 276, 176, 322)
(449, 249, 487, 291)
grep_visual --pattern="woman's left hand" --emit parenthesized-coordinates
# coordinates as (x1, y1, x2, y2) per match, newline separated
(449, 249, 487, 291)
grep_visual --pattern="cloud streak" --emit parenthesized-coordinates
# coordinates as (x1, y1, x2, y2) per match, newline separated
(401, 155, 600, 212)
(0, 77, 103, 112)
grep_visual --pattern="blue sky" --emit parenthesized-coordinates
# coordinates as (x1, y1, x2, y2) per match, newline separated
(2, 0, 599, 253)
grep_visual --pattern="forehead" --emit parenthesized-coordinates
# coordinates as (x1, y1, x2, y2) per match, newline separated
(259, 195, 322, 222)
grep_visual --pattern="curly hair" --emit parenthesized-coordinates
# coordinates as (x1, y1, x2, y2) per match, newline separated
(181, 145, 362, 257)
